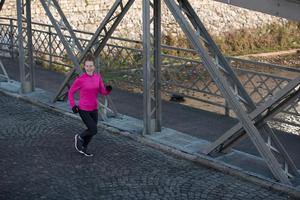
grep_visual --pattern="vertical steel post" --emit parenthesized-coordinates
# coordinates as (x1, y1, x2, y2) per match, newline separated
(26, 0, 34, 91)
(95, 56, 100, 74)
(143, 0, 152, 134)
(9, 19, 14, 58)
(143, 0, 162, 134)
(225, 100, 230, 116)
(16, 0, 26, 93)
(48, 26, 52, 67)
(154, 0, 162, 131)
(17, 0, 34, 93)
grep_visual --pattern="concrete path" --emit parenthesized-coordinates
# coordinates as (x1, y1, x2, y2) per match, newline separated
(1, 56, 300, 167)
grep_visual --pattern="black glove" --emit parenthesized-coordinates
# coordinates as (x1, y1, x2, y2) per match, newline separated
(72, 105, 79, 114)
(106, 85, 112, 92)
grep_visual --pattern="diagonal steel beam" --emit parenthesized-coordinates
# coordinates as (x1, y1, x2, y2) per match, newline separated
(39, 0, 133, 119)
(0, 59, 9, 81)
(207, 80, 300, 156)
(175, 0, 299, 181)
(0, 0, 4, 11)
(50, 0, 83, 52)
(164, 0, 293, 184)
(52, 0, 135, 102)
(178, 0, 255, 111)
(204, 77, 300, 176)
(39, 0, 81, 72)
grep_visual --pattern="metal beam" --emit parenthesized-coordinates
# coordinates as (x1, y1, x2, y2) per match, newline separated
(154, 0, 162, 132)
(0, 0, 5, 11)
(143, 0, 162, 134)
(17, 0, 34, 93)
(176, 0, 299, 182)
(25, 0, 34, 91)
(50, 0, 83, 52)
(214, 0, 300, 22)
(39, 0, 133, 119)
(39, 0, 81, 73)
(0, 59, 9, 81)
(178, 0, 255, 112)
(164, 0, 293, 184)
(143, 0, 152, 134)
(177, 0, 290, 147)
(52, 0, 135, 102)
(204, 77, 300, 176)
(16, 0, 25, 92)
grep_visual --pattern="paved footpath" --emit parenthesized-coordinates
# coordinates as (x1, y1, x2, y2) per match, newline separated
(2, 56, 300, 166)
(0, 93, 295, 200)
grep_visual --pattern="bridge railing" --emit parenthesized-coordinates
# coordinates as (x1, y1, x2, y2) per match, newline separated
(0, 17, 299, 131)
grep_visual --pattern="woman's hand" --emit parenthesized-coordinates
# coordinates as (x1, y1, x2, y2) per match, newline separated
(106, 85, 112, 92)
(72, 105, 79, 113)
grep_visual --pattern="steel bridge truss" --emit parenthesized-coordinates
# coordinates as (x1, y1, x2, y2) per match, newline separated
(142, 0, 162, 133)
(0, 59, 9, 81)
(11, 0, 300, 185)
(38, 0, 137, 118)
(16, 0, 34, 93)
(163, 0, 299, 185)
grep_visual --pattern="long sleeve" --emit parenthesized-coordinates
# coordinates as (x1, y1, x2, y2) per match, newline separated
(68, 78, 81, 108)
(98, 75, 109, 96)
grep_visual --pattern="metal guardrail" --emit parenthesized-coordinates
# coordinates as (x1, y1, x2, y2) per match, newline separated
(0, 17, 299, 129)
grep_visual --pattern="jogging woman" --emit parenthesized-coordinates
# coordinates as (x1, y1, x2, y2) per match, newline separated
(68, 53, 112, 157)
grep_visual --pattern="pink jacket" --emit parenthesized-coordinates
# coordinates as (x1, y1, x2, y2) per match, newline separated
(68, 73, 110, 111)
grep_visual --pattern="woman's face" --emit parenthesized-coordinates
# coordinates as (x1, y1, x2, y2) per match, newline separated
(84, 60, 95, 75)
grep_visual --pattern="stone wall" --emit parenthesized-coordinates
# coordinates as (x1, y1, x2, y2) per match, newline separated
(0, 0, 285, 40)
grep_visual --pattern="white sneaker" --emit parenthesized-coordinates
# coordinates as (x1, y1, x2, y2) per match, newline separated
(80, 147, 94, 157)
(74, 134, 83, 153)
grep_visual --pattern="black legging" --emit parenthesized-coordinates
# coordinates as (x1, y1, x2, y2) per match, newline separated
(78, 109, 98, 147)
